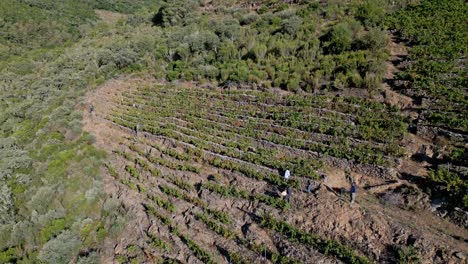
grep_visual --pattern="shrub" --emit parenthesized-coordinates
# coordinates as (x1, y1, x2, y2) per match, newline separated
(152, 2, 197, 27)
(356, 0, 386, 27)
(281, 16, 302, 36)
(240, 13, 259, 25)
(396, 245, 421, 264)
(429, 167, 468, 208)
(0, 185, 14, 224)
(38, 230, 81, 264)
(38, 218, 66, 243)
(0, 247, 16, 264)
(76, 251, 100, 264)
(325, 22, 353, 54)
(359, 28, 388, 51)
(27, 186, 55, 215)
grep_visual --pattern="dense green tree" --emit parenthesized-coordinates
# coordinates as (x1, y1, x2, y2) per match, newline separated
(325, 22, 353, 54)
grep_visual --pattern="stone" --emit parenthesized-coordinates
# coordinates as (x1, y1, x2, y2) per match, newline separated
(454, 252, 466, 260)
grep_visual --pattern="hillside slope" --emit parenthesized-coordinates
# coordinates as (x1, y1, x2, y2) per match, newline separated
(0, 0, 466, 263)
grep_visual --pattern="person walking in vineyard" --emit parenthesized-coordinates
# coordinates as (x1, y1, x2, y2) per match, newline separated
(89, 104, 95, 120)
(135, 123, 140, 137)
(307, 179, 314, 194)
(284, 169, 291, 180)
(286, 186, 292, 203)
(350, 181, 357, 204)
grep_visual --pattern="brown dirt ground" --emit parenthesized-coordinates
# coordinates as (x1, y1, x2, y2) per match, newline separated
(382, 35, 414, 111)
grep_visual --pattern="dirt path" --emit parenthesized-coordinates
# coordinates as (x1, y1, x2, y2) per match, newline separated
(381, 34, 432, 180)
(382, 35, 414, 113)
(82, 77, 158, 263)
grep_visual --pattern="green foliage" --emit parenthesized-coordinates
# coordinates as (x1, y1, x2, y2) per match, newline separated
(195, 212, 235, 239)
(159, 184, 205, 208)
(428, 167, 468, 208)
(151, 194, 176, 213)
(325, 22, 353, 54)
(387, 0, 467, 210)
(356, 0, 387, 27)
(0, 185, 14, 224)
(126, 244, 140, 253)
(448, 147, 467, 165)
(0, 248, 16, 264)
(386, 0, 468, 132)
(260, 214, 371, 264)
(145, 204, 172, 226)
(281, 16, 302, 36)
(91, 0, 159, 13)
(359, 27, 388, 51)
(180, 234, 215, 264)
(152, 1, 198, 27)
(114, 85, 405, 172)
(143, 1, 391, 92)
(105, 163, 119, 178)
(168, 176, 193, 192)
(0, 0, 155, 260)
(3, 1, 463, 263)
(38, 218, 66, 244)
(37, 230, 81, 264)
(148, 233, 171, 252)
(224, 250, 248, 264)
(0, 0, 95, 60)
(205, 208, 231, 225)
(125, 165, 140, 179)
(396, 245, 421, 264)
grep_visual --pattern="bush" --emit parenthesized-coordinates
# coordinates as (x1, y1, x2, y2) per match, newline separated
(240, 13, 259, 25)
(38, 230, 81, 264)
(76, 251, 100, 264)
(0, 185, 13, 224)
(429, 167, 468, 208)
(27, 186, 56, 215)
(396, 245, 421, 264)
(152, 2, 198, 27)
(356, 0, 386, 27)
(359, 28, 388, 51)
(281, 16, 302, 36)
(325, 22, 353, 54)
(0, 247, 16, 264)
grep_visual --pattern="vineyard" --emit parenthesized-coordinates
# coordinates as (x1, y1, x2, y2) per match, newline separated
(80, 77, 466, 263)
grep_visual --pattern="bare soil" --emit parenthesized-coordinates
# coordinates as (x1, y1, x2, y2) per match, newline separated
(382, 34, 413, 111)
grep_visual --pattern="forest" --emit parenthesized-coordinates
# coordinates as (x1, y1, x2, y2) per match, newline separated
(0, 0, 466, 263)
